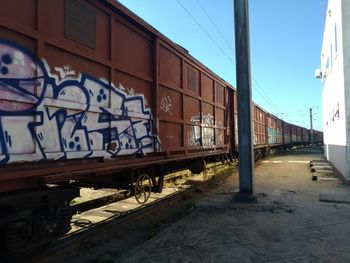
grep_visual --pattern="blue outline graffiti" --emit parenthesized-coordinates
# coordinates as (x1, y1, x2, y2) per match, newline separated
(268, 127, 277, 144)
(0, 38, 156, 164)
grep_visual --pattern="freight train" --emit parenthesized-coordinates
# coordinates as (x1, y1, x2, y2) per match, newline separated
(0, 0, 323, 254)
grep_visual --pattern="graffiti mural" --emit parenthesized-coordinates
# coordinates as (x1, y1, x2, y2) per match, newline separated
(267, 127, 277, 144)
(187, 114, 215, 147)
(202, 114, 215, 146)
(188, 116, 201, 146)
(0, 39, 157, 164)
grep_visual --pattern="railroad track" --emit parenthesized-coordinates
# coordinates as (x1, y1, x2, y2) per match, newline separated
(32, 188, 192, 262)
(29, 163, 234, 263)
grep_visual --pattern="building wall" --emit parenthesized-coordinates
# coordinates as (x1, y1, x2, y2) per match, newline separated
(321, 0, 348, 178)
(342, 0, 350, 179)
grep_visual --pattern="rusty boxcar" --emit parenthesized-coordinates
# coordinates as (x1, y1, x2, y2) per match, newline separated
(301, 127, 309, 145)
(267, 113, 284, 147)
(0, 0, 235, 252)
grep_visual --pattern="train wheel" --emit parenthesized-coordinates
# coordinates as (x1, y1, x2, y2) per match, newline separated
(0, 188, 78, 260)
(135, 173, 152, 204)
(2, 206, 73, 253)
(0, 206, 73, 262)
(3, 211, 34, 253)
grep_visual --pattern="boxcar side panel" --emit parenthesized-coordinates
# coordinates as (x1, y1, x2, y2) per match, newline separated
(296, 127, 302, 143)
(157, 41, 228, 155)
(0, 0, 157, 165)
(291, 125, 297, 143)
(253, 105, 267, 148)
(267, 114, 277, 145)
(302, 128, 309, 144)
(158, 44, 183, 151)
(283, 122, 291, 144)
(276, 118, 283, 144)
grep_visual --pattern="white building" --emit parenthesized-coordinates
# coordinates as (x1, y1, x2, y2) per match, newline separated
(319, 0, 350, 180)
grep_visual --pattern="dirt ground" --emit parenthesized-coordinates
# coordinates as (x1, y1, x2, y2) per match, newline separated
(118, 147, 350, 263)
(43, 147, 350, 263)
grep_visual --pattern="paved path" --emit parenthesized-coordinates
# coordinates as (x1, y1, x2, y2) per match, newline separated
(120, 148, 350, 263)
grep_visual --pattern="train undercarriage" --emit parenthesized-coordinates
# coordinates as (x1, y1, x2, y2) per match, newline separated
(0, 152, 230, 257)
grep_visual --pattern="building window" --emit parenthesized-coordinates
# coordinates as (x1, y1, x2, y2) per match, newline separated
(65, 0, 96, 49)
(330, 43, 333, 69)
(335, 23, 338, 54)
(324, 57, 329, 78)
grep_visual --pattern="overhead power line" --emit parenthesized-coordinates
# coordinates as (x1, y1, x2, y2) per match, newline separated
(176, 0, 285, 119)
(281, 106, 321, 116)
(194, 0, 234, 53)
(194, 0, 280, 116)
(251, 78, 282, 115)
(176, 0, 234, 64)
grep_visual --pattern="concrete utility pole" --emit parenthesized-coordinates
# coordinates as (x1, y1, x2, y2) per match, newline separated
(309, 108, 314, 146)
(234, 0, 254, 200)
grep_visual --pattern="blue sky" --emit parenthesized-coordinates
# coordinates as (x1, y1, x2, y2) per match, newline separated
(117, 0, 326, 131)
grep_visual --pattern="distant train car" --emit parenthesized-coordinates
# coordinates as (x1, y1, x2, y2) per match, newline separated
(267, 114, 278, 145)
(283, 121, 292, 147)
(276, 118, 284, 145)
(291, 125, 298, 145)
(301, 127, 309, 145)
(296, 126, 303, 144)
(266, 114, 283, 147)
(311, 130, 324, 144)
(290, 124, 304, 145)
(253, 104, 267, 149)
